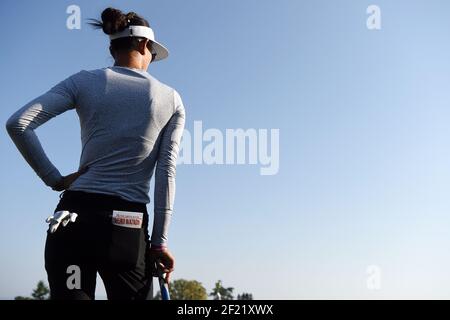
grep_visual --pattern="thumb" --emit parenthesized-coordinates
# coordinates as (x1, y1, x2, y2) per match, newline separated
(70, 166, 88, 179)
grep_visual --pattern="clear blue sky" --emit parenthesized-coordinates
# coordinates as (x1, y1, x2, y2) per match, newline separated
(1, 0, 450, 299)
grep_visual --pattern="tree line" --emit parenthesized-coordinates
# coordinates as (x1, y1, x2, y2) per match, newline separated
(15, 279, 253, 300)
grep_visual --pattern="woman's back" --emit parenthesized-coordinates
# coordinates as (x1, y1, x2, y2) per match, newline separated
(65, 66, 184, 204)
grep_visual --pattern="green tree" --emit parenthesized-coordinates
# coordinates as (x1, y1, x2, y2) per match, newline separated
(209, 280, 234, 300)
(14, 280, 50, 300)
(154, 279, 207, 300)
(237, 293, 253, 300)
(31, 281, 50, 300)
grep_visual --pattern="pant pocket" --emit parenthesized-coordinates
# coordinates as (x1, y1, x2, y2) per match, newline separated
(107, 210, 146, 271)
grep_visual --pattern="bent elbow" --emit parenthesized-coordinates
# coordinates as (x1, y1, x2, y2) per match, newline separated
(5, 115, 23, 136)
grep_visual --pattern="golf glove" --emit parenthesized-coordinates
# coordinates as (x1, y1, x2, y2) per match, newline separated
(46, 210, 78, 233)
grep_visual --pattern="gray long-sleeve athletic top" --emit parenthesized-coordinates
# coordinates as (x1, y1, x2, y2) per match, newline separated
(5, 66, 186, 246)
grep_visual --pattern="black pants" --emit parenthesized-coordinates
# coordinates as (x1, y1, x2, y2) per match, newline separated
(45, 190, 153, 300)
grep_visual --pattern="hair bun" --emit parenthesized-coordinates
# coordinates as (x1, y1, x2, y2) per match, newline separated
(126, 12, 138, 21)
(101, 7, 128, 35)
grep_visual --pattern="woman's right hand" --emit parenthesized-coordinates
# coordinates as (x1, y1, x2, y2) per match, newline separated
(149, 247, 175, 283)
(52, 166, 89, 191)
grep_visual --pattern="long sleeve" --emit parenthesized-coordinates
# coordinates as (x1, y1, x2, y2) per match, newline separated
(5, 75, 77, 188)
(151, 90, 186, 246)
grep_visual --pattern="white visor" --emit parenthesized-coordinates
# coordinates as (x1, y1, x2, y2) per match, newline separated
(109, 25, 169, 62)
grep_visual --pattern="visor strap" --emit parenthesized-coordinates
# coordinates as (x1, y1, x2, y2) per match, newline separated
(109, 25, 155, 42)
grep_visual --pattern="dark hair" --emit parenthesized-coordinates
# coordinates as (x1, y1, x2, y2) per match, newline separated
(89, 7, 154, 58)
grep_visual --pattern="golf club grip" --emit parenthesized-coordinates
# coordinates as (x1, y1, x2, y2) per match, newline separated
(158, 274, 170, 300)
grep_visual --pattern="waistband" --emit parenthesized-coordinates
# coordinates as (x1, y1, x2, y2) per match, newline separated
(59, 190, 147, 213)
